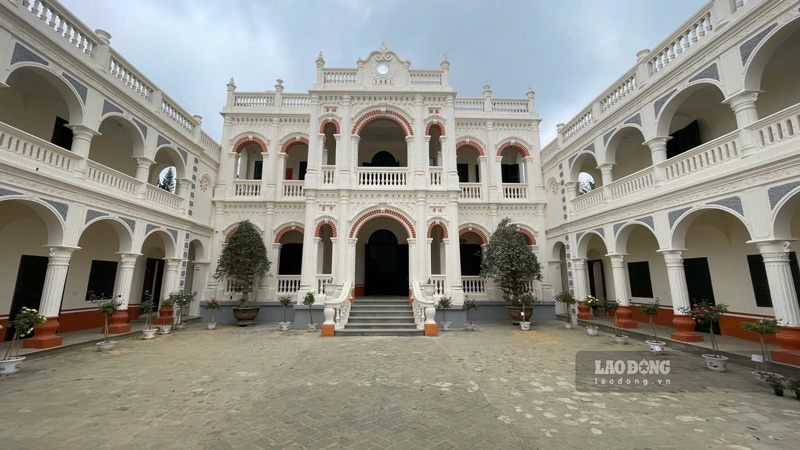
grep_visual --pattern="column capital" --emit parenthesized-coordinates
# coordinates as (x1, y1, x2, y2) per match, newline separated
(117, 252, 142, 267)
(605, 253, 627, 264)
(643, 136, 671, 151)
(67, 124, 101, 139)
(46, 245, 80, 264)
(658, 249, 685, 266)
(597, 162, 615, 172)
(723, 90, 761, 111)
(752, 239, 793, 258)
(134, 156, 155, 168)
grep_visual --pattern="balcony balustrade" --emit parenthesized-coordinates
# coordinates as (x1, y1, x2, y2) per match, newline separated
(356, 167, 407, 187)
(233, 180, 261, 197)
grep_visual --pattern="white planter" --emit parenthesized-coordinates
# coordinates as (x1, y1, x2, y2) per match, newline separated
(587, 327, 598, 336)
(158, 325, 172, 335)
(441, 321, 451, 331)
(174, 322, 186, 330)
(142, 329, 157, 340)
(646, 340, 666, 355)
(96, 341, 116, 352)
(308, 323, 317, 332)
(520, 321, 531, 331)
(613, 335, 628, 344)
(702, 354, 729, 372)
(564, 323, 573, 330)
(279, 322, 292, 331)
(206, 322, 216, 330)
(465, 323, 478, 331)
(0, 357, 25, 375)
(423, 284, 436, 296)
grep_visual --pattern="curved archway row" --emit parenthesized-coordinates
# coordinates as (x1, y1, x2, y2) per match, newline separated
(350, 209, 416, 239)
(319, 119, 340, 134)
(352, 110, 414, 136)
(315, 220, 338, 238)
(459, 226, 488, 245)
(519, 227, 537, 246)
(497, 141, 530, 158)
(425, 121, 445, 136)
(232, 136, 268, 154)
(456, 139, 485, 157)
(281, 136, 310, 153)
(427, 221, 449, 239)
(275, 225, 305, 243)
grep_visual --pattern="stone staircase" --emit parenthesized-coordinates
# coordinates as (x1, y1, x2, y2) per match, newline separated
(337, 296, 423, 336)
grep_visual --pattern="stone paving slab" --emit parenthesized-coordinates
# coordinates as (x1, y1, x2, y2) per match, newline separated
(0, 321, 798, 449)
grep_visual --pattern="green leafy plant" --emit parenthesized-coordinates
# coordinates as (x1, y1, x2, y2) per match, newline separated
(3, 307, 47, 361)
(766, 374, 784, 396)
(172, 291, 196, 324)
(437, 296, 453, 323)
(160, 295, 176, 307)
(787, 378, 800, 397)
(583, 295, 599, 308)
(554, 291, 576, 324)
(214, 220, 271, 307)
(481, 218, 541, 305)
(680, 300, 729, 358)
(605, 301, 619, 313)
(96, 296, 121, 344)
(204, 297, 221, 324)
(517, 293, 536, 323)
(279, 296, 292, 323)
(637, 299, 661, 342)
(742, 318, 779, 372)
(140, 290, 155, 331)
(303, 292, 316, 325)
(462, 297, 478, 326)
(158, 167, 175, 192)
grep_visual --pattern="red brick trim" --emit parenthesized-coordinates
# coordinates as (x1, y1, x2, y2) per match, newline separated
(427, 221, 448, 239)
(456, 139, 485, 157)
(275, 225, 304, 243)
(350, 209, 416, 239)
(224, 227, 238, 243)
(352, 110, 413, 136)
(459, 227, 488, 244)
(232, 136, 268, 154)
(519, 228, 537, 245)
(425, 121, 445, 136)
(280, 136, 310, 154)
(496, 141, 530, 157)
(314, 220, 337, 238)
(320, 119, 340, 134)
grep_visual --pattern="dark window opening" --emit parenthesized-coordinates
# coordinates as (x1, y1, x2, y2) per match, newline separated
(627, 261, 654, 298)
(299, 161, 308, 180)
(457, 164, 469, 183)
(747, 252, 800, 308)
(279, 243, 303, 275)
(364, 151, 400, 167)
(86, 260, 118, 300)
(460, 244, 482, 276)
(253, 161, 263, 180)
(51, 116, 73, 150)
(666, 120, 701, 159)
(501, 164, 520, 183)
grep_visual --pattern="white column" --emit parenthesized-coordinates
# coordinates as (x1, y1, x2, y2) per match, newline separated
(571, 257, 588, 300)
(298, 194, 318, 298)
(645, 137, 669, 182)
(660, 249, 702, 341)
(133, 157, 154, 198)
(725, 91, 760, 152)
(607, 254, 630, 305)
(115, 252, 141, 309)
(40, 246, 78, 318)
(446, 197, 464, 304)
(757, 241, 800, 327)
(162, 257, 182, 296)
(67, 125, 100, 178)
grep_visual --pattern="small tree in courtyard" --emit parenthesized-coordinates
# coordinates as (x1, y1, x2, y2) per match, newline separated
(481, 218, 541, 304)
(158, 167, 175, 192)
(214, 220, 271, 307)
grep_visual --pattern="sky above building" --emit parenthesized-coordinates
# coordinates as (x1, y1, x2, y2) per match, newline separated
(62, 0, 706, 145)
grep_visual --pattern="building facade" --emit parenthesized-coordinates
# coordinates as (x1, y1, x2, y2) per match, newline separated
(1, 0, 800, 362)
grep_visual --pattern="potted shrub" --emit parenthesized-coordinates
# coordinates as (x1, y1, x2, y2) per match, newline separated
(140, 293, 157, 340)
(554, 291, 576, 329)
(742, 318, 781, 386)
(204, 298, 220, 330)
(638, 301, 665, 354)
(463, 296, 478, 331)
(279, 296, 293, 331)
(787, 378, 800, 400)
(579, 295, 598, 320)
(612, 312, 627, 344)
(158, 295, 175, 334)
(173, 291, 196, 330)
(680, 301, 730, 372)
(96, 296, 121, 352)
(304, 291, 316, 331)
(481, 218, 542, 324)
(605, 301, 619, 317)
(517, 293, 535, 331)
(438, 296, 453, 331)
(214, 220, 271, 326)
(767, 374, 785, 397)
(0, 307, 46, 374)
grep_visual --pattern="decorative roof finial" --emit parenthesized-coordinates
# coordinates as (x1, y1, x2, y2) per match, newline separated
(379, 42, 388, 54)
(526, 85, 535, 99)
(316, 52, 325, 68)
(483, 85, 492, 98)
(227, 77, 236, 91)
(440, 54, 449, 70)
(275, 79, 284, 93)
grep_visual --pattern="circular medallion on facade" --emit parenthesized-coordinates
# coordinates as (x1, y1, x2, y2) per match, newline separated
(376, 63, 389, 76)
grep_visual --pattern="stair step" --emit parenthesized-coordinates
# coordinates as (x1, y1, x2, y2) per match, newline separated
(355, 301, 410, 306)
(352, 304, 410, 308)
(337, 328, 424, 337)
(350, 309, 412, 314)
(348, 316, 415, 322)
(345, 322, 418, 329)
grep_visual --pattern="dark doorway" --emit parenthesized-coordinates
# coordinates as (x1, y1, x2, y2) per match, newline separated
(6, 255, 49, 340)
(501, 164, 520, 183)
(142, 258, 165, 308)
(457, 164, 469, 183)
(50, 116, 73, 150)
(253, 161, 263, 180)
(279, 243, 303, 275)
(365, 229, 408, 295)
(587, 259, 607, 300)
(85, 260, 118, 300)
(684, 257, 719, 334)
(365, 151, 400, 167)
(460, 244, 482, 276)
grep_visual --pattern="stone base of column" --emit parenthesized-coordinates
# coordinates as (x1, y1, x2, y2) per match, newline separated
(321, 324, 335, 337)
(616, 306, 638, 329)
(577, 303, 593, 320)
(23, 317, 63, 349)
(772, 326, 800, 366)
(154, 306, 174, 325)
(425, 323, 438, 337)
(128, 306, 140, 320)
(106, 310, 131, 334)
(670, 315, 704, 342)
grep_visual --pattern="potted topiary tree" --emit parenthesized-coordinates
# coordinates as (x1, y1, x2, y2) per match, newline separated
(204, 298, 220, 330)
(462, 296, 478, 331)
(215, 220, 271, 326)
(279, 296, 293, 331)
(481, 218, 541, 324)
(680, 301, 730, 372)
(158, 295, 175, 334)
(174, 291, 195, 330)
(140, 293, 157, 340)
(638, 300, 665, 354)
(742, 318, 780, 386)
(97, 296, 121, 352)
(437, 296, 453, 331)
(554, 291, 576, 329)
(304, 291, 316, 331)
(0, 307, 46, 374)
(517, 293, 535, 331)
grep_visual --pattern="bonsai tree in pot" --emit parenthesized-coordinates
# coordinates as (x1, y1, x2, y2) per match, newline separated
(554, 291, 576, 329)
(174, 291, 196, 330)
(303, 291, 316, 331)
(462, 296, 478, 331)
(638, 300, 665, 354)
(214, 220, 271, 326)
(204, 298, 220, 330)
(481, 218, 541, 324)
(140, 293, 157, 340)
(1, 307, 46, 374)
(742, 318, 780, 385)
(437, 296, 453, 331)
(96, 296, 121, 352)
(517, 293, 535, 331)
(680, 301, 730, 372)
(278, 296, 293, 331)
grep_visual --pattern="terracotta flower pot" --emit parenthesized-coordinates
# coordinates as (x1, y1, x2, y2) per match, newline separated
(577, 303, 593, 320)
(506, 306, 533, 324)
(232, 306, 260, 326)
(154, 305, 174, 325)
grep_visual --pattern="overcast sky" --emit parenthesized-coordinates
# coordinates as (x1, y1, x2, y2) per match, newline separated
(62, 0, 706, 145)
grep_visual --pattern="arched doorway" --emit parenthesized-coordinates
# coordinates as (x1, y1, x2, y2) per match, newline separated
(364, 229, 408, 296)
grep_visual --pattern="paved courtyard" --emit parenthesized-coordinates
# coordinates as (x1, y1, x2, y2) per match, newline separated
(1, 321, 799, 450)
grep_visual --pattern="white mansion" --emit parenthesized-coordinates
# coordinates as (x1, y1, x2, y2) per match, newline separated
(1, 0, 799, 363)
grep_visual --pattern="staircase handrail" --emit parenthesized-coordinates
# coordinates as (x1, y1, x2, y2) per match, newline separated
(323, 279, 354, 330)
(411, 280, 438, 331)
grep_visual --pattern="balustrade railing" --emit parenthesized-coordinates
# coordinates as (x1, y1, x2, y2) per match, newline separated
(409, 71, 443, 86)
(660, 131, 740, 181)
(431, 276, 446, 295)
(161, 99, 195, 133)
(233, 180, 261, 197)
(321, 166, 336, 185)
(316, 275, 334, 294)
(492, 99, 528, 113)
(323, 69, 357, 84)
(454, 99, 484, 112)
(282, 95, 311, 108)
(459, 183, 482, 200)
(562, 109, 593, 142)
(86, 161, 139, 195)
(23, 0, 96, 56)
(502, 184, 528, 200)
(357, 167, 407, 187)
(607, 167, 654, 200)
(461, 276, 486, 295)
(283, 180, 304, 198)
(277, 276, 301, 294)
(233, 93, 275, 107)
(322, 280, 354, 331)
(752, 102, 800, 147)
(429, 167, 443, 187)
(146, 185, 182, 209)
(648, 6, 713, 75)
(108, 57, 152, 100)
(599, 73, 636, 112)
(0, 122, 80, 173)
(572, 186, 605, 212)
